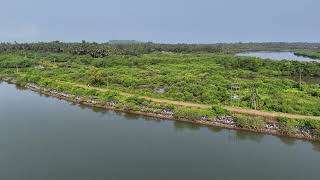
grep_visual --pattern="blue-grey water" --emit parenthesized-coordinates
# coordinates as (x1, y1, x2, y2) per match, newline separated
(1, 82, 320, 180)
(237, 52, 320, 62)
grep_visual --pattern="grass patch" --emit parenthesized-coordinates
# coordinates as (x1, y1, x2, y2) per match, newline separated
(234, 114, 266, 129)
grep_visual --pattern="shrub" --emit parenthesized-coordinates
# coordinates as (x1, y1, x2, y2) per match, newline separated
(38, 79, 53, 87)
(15, 76, 28, 86)
(307, 120, 320, 130)
(278, 117, 300, 135)
(174, 107, 214, 121)
(234, 114, 266, 129)
(125, 96, 146, 105)
(121, 103, 140, 111)
(87, 68, 104, 85)
(163, 103, 176, 110)
(102, 91, 119, 101)
(211, 104, 226, 115)
(279, 123, 299, 135)
(314, 129, 320, 138)
(143, 107, 155, 113)
(83, 89, 98, 96)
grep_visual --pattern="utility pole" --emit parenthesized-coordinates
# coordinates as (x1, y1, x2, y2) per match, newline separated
(230, 83, 240, 101)
(106, 73, 109, 89)
(250, 86, 258, 110)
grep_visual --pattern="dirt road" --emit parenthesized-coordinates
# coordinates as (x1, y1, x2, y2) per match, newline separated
(62, 81, 320, 120)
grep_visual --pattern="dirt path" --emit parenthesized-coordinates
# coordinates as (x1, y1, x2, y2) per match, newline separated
(225, 107, 320, 120)
(61, 81, 320, 120)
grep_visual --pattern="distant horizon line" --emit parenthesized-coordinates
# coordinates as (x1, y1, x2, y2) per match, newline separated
(1, 40, 320, 45)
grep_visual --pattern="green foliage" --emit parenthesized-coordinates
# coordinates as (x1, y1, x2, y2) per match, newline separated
(302, 119, 320, 129)
(278, 117, 302, 135)
(87, 68, 104, 85)
(1, 44, 320, 116)
(125, 96, 149, 106)
(278, 117, 320, 131)
(295, 51, 320, 60)
(211, 104, 226, 115)
(15, 76, 28, 86)
(102, 91, 119, 101)
(234, 114, 266, 129)
(1, 42, 319, 57)
(174, 107, 214, 121)
(0, 54, 35, 68)
(2, 44, 320, 139)
(119, 102, 141, 112)
(314, 129, 320, 138)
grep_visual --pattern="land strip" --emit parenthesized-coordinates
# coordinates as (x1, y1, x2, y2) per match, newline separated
(59, 80, 320, 121)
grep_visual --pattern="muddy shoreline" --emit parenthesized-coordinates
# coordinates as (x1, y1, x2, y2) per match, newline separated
(1, 79, 319, 142)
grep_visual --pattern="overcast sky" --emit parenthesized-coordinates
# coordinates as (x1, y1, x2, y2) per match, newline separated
(1, 0, 319, 43)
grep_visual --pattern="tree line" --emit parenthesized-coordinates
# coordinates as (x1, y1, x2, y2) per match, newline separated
(1, 41, 319, 58)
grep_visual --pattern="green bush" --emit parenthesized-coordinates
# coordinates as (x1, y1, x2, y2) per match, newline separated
(84, 89, 99, 96)
(211, 104, 226, 115)
(279, 123, 299, 135)
(15, 76, 28, 86)
(314, 129, 320, 138)
(38, 79, 53, 87)
(125, 96, 147, 105)
(278, 117, 300, 135)
(234, 114, 266, 129)
(2, 50, 320, 116)
(102, 91, 119, 101)
(307, 120, 320, 129)
(174, 107, 213, 121)
(121, 103, 140, 111)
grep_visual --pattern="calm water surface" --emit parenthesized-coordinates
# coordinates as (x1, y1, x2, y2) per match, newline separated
(237, 52, 320, 62)
(1, 82, 320, 180)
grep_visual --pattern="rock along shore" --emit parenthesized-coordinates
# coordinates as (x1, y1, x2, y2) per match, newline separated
(1, 77, 319, 142)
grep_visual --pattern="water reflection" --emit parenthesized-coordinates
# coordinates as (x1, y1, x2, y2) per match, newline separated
(3, 81, 320, 151)
(14, 84, 28, 90)
(278, 136, 296, 146)
(234, 130, 264, 143)
(2, 81, 320, 180)
(173, 121, 202, 131)
(237, 52, 320, 62)
(207, 127, 223, 133)
(311, 141, 320, 152)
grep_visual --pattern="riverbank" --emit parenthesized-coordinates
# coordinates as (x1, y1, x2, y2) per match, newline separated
(1, 77, 320, 142)
(294, 51, 320, 60)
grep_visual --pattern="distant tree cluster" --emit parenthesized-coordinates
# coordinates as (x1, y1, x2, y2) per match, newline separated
(1, 41, 319, 58)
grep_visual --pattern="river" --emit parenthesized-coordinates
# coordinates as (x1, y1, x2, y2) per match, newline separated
(1, 82, 320, 180)
(237, 51, 320, 84)
(237, 52, 320, 62)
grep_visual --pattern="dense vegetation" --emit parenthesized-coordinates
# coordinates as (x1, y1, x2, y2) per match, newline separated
(295, 50, 320, 60)
(278, 117, 320, 136)
(1, 43, 320, 116)
(234, 114, 266, 130)
(1, 41, 319, 57)
(1, 42, 320, 139)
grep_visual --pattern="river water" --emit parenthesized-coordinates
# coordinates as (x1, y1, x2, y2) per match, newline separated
(1, 82, 320, 180)
(237, 52, 320, 62)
